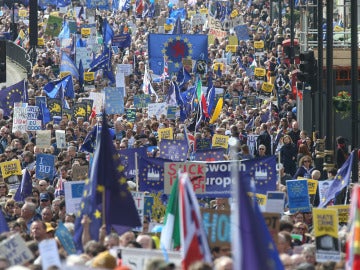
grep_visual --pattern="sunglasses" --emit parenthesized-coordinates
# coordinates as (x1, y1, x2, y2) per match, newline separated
(259, 148, 265, 150)
(7, 204, 14, 207)
(0, 186, 6, 188)
(303, 160, 311, 163)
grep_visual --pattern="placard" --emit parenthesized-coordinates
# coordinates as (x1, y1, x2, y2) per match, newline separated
(55, 130, 66, 149)
(328, 205, 350, 224)
(212, 134, 229, 149)
(201, 209, 231, 248)
(103, 87, 125, 114)
(0, 160, 22, 178)
(125, 108, 136, 123)
(26, 106, 41, 131)
(88, 92, 105, 114)
(164, 162, 206, 194)
(131, 191, 145, 231)
(12, 102, 27, 133)
(71, 165, 89, 180)
(158, 127, 173, 141)
(36, 130, 52, 148)
(265, 191, 285, 213)
(36, 154, 55, 180)
(64, 181, 85, 214)
(148, 103, 167, 119)
(313, 208, 341, 262)
(263, 212, 281, 245)
(0, 234, 34, 265)
(286, 179, 311, 213)
(39, 239, 62, 269)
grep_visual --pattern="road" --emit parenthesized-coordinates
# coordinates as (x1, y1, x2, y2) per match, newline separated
(0, 57, 28, 89)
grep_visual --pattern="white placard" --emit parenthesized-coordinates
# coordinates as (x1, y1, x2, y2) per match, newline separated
(121, 248, 181, 270)
(64, 181, 85, 214)
(12, 102, 27, 133)
(55, 130, 66, 149)
(39, 239, 61, 269)
(131, 191, 144, 231)
(89, 92, 105, 114)
(265, 191, 286, 213)
(117, 64, 133, 76)
(148, 103, 167, 118)
(0, 234, 34, 265)
(36, 130, 52, 148)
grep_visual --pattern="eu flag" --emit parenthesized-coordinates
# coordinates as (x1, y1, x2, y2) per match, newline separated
(232, 162, 284, 270)
(57, 0, 71, 7)
(138, 156, 172, 193)
(102, 19, 114, 46)
(60, 53, 79, 79)
(159, 139, 188, 161)
(0, 80, 25, 117)
(148, 34, 208, 75)
(43, 75, 74, 99)
(319, 151, 354, 208)
(192, 148, 225, 161)
(74, 114, 141, 250)
(13, 169, 32, 202)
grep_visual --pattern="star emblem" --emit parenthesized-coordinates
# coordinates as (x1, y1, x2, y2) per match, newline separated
(94, 209, 101, 219)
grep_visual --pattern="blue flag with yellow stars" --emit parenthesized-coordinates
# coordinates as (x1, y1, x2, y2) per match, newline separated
(138, 156, 172, 193)
(159, 139, 189, 162)
(148, 34, 208, 75)
(319, 151, 354, 208)
(0, 80, 25, 117)
(192, 148, 225, 161)
(74, 113, 141, 250)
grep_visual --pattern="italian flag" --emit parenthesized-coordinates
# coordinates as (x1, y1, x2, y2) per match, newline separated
(160, 178, 181, 250)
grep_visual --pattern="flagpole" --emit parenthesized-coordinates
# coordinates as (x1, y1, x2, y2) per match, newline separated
(102, 190, 106, 225)
(135, 152, 139, 192)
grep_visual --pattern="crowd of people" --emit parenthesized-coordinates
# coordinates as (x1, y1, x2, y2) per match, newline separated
(0, 0, 355, 269)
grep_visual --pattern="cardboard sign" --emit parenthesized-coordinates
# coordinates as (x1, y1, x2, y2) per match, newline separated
(212, 134, 229, 149)
(26, 106, 41, 131)
(263, 212, 281, 245)
(313, 208, 341, 262)
(158, 127, 173, 141)
(164, 162, 206, 194)
(36, 130, 52, 148)
(71, 165, 89, 180)
(265, 191, 286, 213)
(0, 160, 22, 178)
(55, 130, 66, 149)
(0, 234, 34, 265)
(148, 103, 168, 119)
(201, 209, 231, 248)
(103, 87, 125, 115)
(254, 68, 266, 81)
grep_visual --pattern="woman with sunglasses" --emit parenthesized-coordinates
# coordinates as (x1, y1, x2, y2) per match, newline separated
(2, 199, 16, 222)
(293, 155, 315, 179)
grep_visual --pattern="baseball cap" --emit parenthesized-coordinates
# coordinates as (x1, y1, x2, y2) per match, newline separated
(40, 193, 50, 201)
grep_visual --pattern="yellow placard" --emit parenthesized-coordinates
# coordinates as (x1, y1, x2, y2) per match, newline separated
(37, 38, 45, 46)
(164, 24, 173, 31)
(307, 179, 318, 195)
(212, 134, 229, 149)
(313, 208, 339, 238)
(84, 72, 95, 82)
(228, 35, 238, 46)
(0, 160, 22, 178)
(254, 40, 265, 49)
(60, 71, 71, 78)
(230, 9, 238, 18)
(248, 192, 267, 206)
(187, 10, 196, 18)
(208, 34, 215, 45)
(334, 25, 344, 32)
(225, 45, 237, 53)
(50, 12, 59, 17)
(158, 127, 173, 141)
(254, 68, 266, 77)
(199, 8, 208, 14)
(328, 205, 350, 224)
(261, 82, 274, 93)
(18, 10, 28, 17)
(213, 62, 224, 71)
(81, 28, 91, 38)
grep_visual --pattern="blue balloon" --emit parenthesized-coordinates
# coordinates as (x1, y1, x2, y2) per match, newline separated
(168, 2, 173, 8)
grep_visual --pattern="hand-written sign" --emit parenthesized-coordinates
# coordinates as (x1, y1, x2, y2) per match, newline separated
(0, 160, 22, 178)
(201, 209, 231, 248)
(0, 234, 34, 265)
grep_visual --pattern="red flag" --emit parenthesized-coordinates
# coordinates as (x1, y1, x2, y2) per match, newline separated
(179, 173, 212, 269)
(200, 93, 209, 118)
